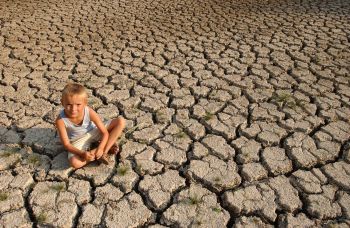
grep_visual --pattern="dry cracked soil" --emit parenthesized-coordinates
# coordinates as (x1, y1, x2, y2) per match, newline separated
(0, 0, 350, 227)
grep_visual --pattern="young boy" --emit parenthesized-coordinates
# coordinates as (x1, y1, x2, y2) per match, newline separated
(56, 83, 126, 169)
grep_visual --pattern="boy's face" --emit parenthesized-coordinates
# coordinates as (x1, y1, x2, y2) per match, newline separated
(61, 94, 87, 118)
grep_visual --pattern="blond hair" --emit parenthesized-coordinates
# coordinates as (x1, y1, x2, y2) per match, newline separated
(62, 83, 87, 100)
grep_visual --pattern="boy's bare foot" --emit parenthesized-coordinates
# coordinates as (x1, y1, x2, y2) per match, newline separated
(109, 144, 119, 154)
(98, 154, 109, 165)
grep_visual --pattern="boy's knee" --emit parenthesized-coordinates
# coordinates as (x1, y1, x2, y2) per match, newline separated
(115, 117, 126, 128)
(69, 157, 81, 169)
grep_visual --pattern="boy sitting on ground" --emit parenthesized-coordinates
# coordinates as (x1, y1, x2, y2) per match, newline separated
(56, 83, 125, 169)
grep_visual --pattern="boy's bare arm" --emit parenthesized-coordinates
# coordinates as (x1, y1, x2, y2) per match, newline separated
(56, 117, 90, 158)
(89, 107, 109, 158)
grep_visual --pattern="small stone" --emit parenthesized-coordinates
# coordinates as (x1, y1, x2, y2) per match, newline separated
(284, 133, 318, 169)
(0, 189, 24, 214)
(268, 176, 302, 213)
(97, 104, 120, 120)
(186, 119, 206, 140)
(257, 131, 281, 147)
(239, 123, 261, 139)
(119, 97, 141, 110)
(262, 147, 292, 175)
(160, 127, 192, 151)
(186, 155, 241, 192)
(251, 103, 284, 122)
(209, 89, 232, 102)
(78, 204, 104, 228)
(321, 121, 350, 143)
(312, 168, 328, 184)
(138, 170, 185, 210)
(17, 149, 51, 181)
(132, 125, 163, 144)
(111, 160, 139, 193)
(0, 208, 32, 228)
(0, 144, 23, 171)
(0, 129, 21, 144)
(93, 66, 115, 77)
(120, 140, 147, 159)
(235, 216, 274, 228)
(278, 213, 316, 227)
(29, 181, 77, 227)
(257, 122, 287, 147)
(148, 225, 168, 228)
(223, 183, 277, 222)
(203, 114, 244, 141)
(94, 183, 124, 206)
(136, 113, 154, 129)
(241, 163, 268, 183)
(141, 97, 167, 112)
(232, 137, 261, 164)
(192, 99, 225, 119)
(314, 138, 340, 164)
(189, 142, 209, 159)
(107, 89, 131, 103)
(170, 94, 195, 109)
(322, 161, 350, 191)
(342, 146, 350, 163)
(9, 172, 34, 192)
(154, 140, 187, 168)
(306, 185, 342, 219)
(338, 191, 350, 219)
(191, 86, 210, 98)
(322, 221, 350, 228)
(155, 108, 174, 124)
(202, 134, 235, 160)
(134, 147, 164, 175)
(68, 178, 91, 205)
(161, 184, 230, 227)
(0, 112, 11, 127)
(291, 170, 324, 194)
(104, 192, 152, 227)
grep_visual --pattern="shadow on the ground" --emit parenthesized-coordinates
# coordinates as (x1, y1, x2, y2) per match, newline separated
(0, 125, 73, 175)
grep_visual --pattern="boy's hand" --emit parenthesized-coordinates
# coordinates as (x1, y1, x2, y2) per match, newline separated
(82, 151, 94, 162)
(95, 149, 104, 160)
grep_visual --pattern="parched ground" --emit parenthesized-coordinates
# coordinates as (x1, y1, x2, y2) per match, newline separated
(0, 0, 350, 227)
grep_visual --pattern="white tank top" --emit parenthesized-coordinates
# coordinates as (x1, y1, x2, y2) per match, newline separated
(59, 106, 96, 140)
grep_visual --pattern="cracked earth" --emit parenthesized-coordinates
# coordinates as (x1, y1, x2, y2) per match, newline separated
(0, 0, 350, 227)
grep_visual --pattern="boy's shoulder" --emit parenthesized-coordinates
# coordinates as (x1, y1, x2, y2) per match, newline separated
(55, 114, 63, 124)
(55, 109, 65, 123)
(87, 106, 97, 114)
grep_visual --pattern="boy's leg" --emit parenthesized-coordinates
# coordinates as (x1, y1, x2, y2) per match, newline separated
(69, 155, 88, 169)
(63, 116, 122, 168)
(69, 132, 98, 168)
(103, 117, 126, 155)
(69, 148, 98, 169)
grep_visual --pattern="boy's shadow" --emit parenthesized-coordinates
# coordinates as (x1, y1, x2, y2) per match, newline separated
(0, 124, 69, 178)
(0, 124, 118, 181)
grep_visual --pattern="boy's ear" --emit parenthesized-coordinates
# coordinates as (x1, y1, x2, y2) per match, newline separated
(61, 96, 68, 105)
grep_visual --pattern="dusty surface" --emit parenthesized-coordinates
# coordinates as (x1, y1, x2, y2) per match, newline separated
(0, 0, 350, 227)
